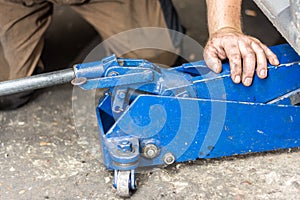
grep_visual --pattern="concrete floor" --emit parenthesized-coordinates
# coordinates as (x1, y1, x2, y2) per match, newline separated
(0, 1, 299, 199)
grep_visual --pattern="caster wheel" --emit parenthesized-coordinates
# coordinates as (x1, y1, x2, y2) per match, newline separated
(115, 170, 136, 198)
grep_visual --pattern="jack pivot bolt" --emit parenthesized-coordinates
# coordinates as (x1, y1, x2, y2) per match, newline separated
(118, 91, 126, 99)
(117, 140, 133, 153)
(142, 144, 159, 159)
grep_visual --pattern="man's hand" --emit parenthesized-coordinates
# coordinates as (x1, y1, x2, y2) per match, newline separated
(205, 0, 279, 86)
(204, 27, 279, 86)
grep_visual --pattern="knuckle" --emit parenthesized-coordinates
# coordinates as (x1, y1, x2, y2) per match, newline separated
(229, 53, 241, 61)
(218, 53, 226, 60)
(230, 68, 240, 75)
(268, 53, 277, 59)
(243, 67, 255, 76)
(257, 62, 266, 68)
(256, 48, 264, 54)
(250, 37, 260, 43)
(204, 46, 215, 55)
(205, 41, 215, 49)
(260, 43, 268, 49)
(245, 51, 255, 59)
(230, 61, 241, 71)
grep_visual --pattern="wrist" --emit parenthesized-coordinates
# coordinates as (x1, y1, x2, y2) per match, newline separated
(210, 26, 242, 36)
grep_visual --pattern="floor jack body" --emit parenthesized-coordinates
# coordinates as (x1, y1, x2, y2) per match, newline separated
(0, 44, 299, 197)
(72, 44, 300, 197)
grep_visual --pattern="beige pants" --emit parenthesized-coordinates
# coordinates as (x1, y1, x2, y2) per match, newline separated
(0, 0, 178, 81)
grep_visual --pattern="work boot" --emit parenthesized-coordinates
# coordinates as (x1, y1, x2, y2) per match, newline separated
(0, 91, 34, 110)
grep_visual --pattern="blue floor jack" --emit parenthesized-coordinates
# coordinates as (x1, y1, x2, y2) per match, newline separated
(0, 44, 299, 197)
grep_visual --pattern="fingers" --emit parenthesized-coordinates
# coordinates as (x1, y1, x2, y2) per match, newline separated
(258, 42, 280, 66)
(203, 31, 279, 87)
(238, 40, 256, 86)
(223, 43, 242, 84)
(250, 41, 267, 79)
(203, 44, 223, 73)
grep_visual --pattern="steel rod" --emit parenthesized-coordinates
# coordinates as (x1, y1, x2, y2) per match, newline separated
(0, 69, 75, 96)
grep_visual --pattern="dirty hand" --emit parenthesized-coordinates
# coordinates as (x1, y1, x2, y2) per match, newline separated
(203, 27, 280, 86)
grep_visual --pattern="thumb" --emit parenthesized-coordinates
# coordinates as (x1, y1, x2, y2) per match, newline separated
(203, 49, 223, 73)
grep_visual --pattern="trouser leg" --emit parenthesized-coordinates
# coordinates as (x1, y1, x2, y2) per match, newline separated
(71, 0, 181, 66)
(0, 43, 9, 81)
(0, 0, 52, 80)
(0, 0, 52, 109)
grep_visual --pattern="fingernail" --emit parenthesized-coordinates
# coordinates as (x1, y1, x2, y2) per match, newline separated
(234, 75, 241, 83)
(244, 77, 252, 86)
(273, 58, 279, 65)
(260, 69, 267, 77)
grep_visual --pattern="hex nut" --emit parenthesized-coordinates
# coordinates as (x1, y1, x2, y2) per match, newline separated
(163, 152, 175, 165)
(117, 140, 132, 153)
(142, 144, 160, 159)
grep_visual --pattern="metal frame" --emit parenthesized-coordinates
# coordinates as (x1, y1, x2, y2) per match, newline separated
(72, 44, 300, 197)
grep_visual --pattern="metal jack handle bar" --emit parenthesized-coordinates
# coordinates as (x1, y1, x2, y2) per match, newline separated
(0, 69, 75, 96)
(0, 54, 146, 97)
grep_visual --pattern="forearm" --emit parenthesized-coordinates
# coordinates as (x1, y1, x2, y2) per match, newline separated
(206, 0, 242, 35)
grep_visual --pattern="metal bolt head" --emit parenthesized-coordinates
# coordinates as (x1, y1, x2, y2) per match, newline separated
(117, 140, 132, 153)
(142, 144, 159, 159)
(118, 91, 126, 99)
(163, 152, 175, 165)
